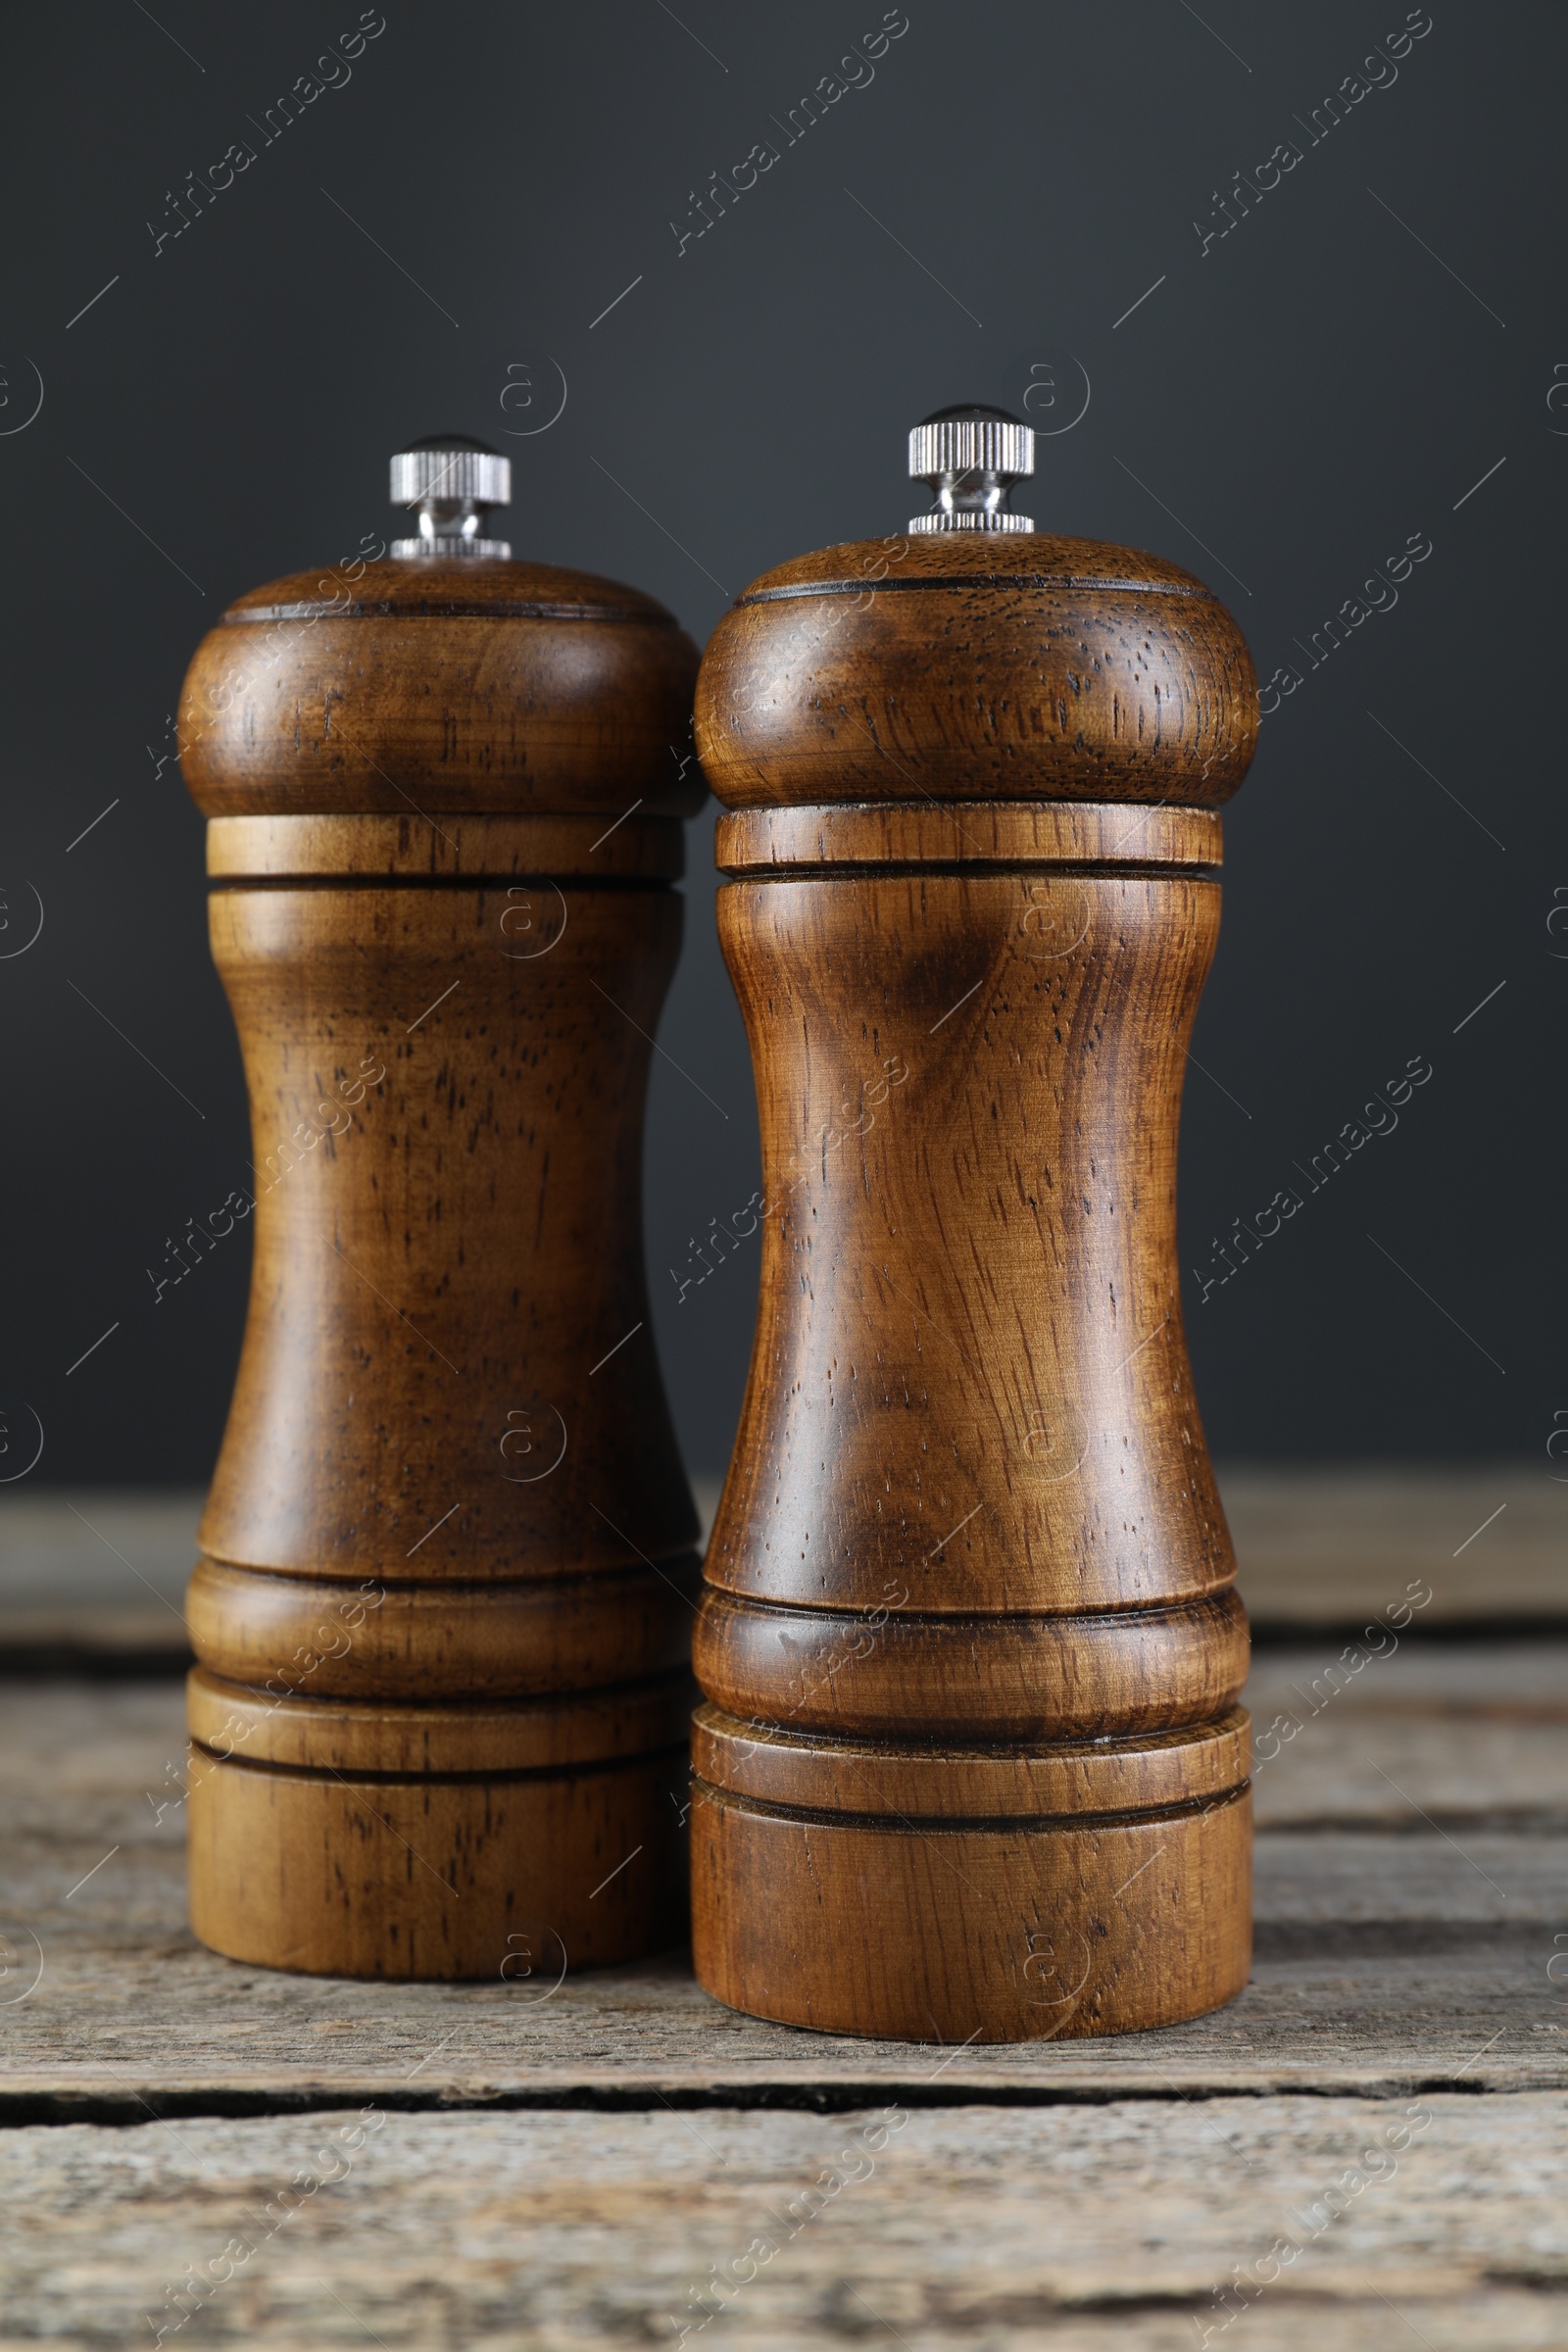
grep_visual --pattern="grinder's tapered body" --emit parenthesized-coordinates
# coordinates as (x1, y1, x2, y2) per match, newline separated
(179, 444, 704, 1978)
(690, 414, 1258, 2039)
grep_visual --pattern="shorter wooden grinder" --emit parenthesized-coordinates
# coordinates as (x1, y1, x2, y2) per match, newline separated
(179, 439, 704, 1977)
(691, 408, 1259, 2039)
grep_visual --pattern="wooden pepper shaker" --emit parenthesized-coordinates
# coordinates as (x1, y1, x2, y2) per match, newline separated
(690, 407, 1258, 2039)
(178, 438, 704, 1978)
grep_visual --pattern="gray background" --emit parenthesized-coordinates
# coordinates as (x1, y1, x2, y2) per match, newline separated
(0, 0, 1557, 1489)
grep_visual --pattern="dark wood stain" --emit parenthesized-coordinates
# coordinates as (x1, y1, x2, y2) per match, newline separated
(179, 556, 703, 1980)
(690, 527, 1258, 2040)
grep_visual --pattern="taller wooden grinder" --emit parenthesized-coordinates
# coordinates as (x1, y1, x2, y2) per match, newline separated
(691, 406, 1259, 2038)
(179, 438, 704, 1977)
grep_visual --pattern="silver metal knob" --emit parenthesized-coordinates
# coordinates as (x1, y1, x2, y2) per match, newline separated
(908, 405, 1034, 534)
(390, 435, 512, 559)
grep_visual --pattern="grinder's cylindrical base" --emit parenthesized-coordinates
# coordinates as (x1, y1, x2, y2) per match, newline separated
(186, 1668, 689, 1980)
(690, 1705, 1251, 2041)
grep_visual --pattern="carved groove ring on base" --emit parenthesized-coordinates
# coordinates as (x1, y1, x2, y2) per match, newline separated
(690, 1702, 1250, 2040)
(187, 1738, 689, 1982)
(695, 1587, 1249, 1740)
(187, 1555, 701, 1699)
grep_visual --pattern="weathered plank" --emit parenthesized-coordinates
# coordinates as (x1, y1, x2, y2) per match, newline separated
(0, 1489, 198, 1657)
(0, 2097, 1563, 2349)
(0, 1671, 1562, 2104)
(1247, 1640, 1568, 1826)
(1221, 1464, 1561, 1629)
(0, 1652, 1562, 2352)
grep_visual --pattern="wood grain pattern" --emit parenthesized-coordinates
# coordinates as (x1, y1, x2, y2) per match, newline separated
(180, 560, 706, 818)
(178, 556, 703, 1979)
(714, 798, 1223, 873)
(208, 811, 687, 881)
(695, 533, 1257, 808)
(185, 1555, 698, 1698)
(691, 1781, 1251, 2042)
(704, 874, 1230, 1615)
(186, 1664, 693, 1771)
(692, 527, 1257, 2039)
(692, 1701, 1253, 1815)
(695, 1589, 1248, 1738)
(6, 2099, 1564, 2351)
(200, 885, 694, 1584)
(186, 1742, 688, 1980)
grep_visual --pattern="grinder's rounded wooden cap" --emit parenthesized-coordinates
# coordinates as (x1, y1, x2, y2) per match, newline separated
(180, 554, 703, 819)
(696, 526, 1257, 809)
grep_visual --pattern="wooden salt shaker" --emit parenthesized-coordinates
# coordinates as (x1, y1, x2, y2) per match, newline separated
(178, 439, 704, 1978)
(690, 407, 1258, 2039)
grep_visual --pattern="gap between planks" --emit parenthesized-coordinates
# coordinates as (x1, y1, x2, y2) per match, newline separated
(0, 2067, 1556, 2132)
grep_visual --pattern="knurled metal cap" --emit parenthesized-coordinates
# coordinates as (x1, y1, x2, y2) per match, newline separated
(908, 403, 1035, 534)
(389, 443, 512, 507)
(390, 433, 512, 559)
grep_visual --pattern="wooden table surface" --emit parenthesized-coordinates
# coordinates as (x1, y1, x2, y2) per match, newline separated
(1, 1469, 1563, 2348)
